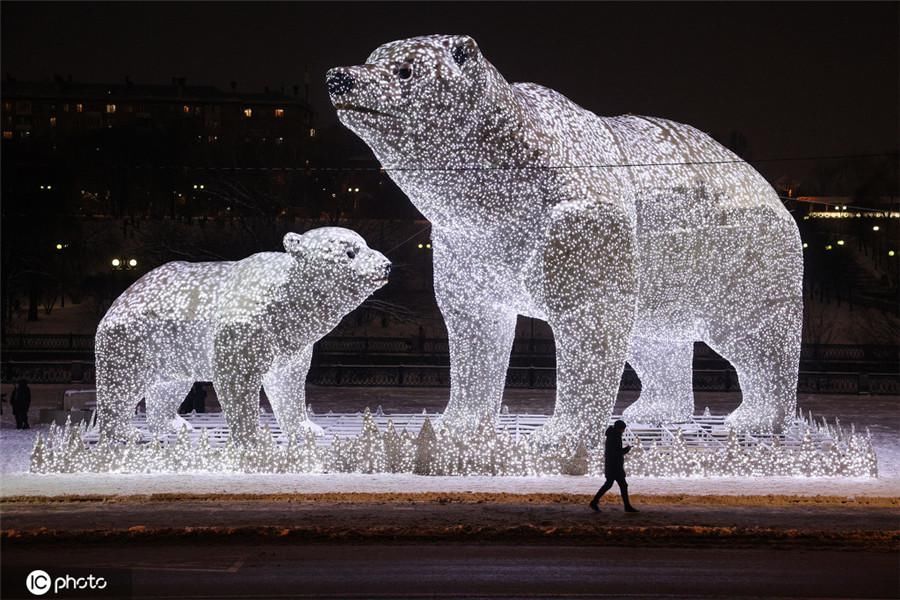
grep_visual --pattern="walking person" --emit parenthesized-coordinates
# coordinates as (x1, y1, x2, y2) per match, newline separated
(10, 379, 32, 430)
(589, 419, 638, 512)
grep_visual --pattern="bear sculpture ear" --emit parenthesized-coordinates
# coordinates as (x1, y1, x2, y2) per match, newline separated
(452, 36, 478, 68)
(283, 232, 307, 256)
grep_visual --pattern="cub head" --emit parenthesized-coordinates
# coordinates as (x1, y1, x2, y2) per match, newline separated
(327, 34, 514, 167)
(283, 227, 390, 306)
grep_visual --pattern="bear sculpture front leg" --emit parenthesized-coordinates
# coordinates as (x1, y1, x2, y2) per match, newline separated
(262, 346, 324, 438)
(213, 322, 273, 447)
(432, 239, 518, 432)
(538, 200, 637, 448)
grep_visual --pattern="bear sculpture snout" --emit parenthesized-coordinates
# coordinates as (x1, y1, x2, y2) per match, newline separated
(326, 70, 355, 97)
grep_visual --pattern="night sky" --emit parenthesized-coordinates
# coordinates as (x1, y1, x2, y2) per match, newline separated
(3, 2, 898, 180)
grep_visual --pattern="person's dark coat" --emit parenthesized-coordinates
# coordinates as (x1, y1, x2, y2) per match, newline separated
(10, 382, 31, 416)
(603, 425, 630, 477)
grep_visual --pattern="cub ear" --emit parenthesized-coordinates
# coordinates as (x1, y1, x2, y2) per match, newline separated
(283, 232, 306, 256)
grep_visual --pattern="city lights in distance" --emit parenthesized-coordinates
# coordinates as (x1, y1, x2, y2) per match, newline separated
(872, 225, 880, 231)
(836, 240, 845, 246)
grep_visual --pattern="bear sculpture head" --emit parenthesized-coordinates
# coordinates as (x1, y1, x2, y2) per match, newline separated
(327, 34, 523, 170)
(282, 227, 391, 312)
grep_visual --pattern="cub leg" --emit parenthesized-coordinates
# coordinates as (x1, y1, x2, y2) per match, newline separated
(622, 338, 694, 424)
(213, 322, 272, 446)
(262, 345, 323, 438)
(145, 381, 194, 437)
(540, 200, 637, 447)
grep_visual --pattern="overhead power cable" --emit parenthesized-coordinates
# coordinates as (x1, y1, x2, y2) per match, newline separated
(123, 151, 897, 173)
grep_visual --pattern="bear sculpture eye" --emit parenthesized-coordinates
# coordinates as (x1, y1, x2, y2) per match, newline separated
(452, 45, 468, 66)
(394, 65, 412, 80)
(346, 250, 356, 259)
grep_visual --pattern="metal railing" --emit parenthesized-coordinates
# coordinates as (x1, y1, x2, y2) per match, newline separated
(2, 359, 897, 394)
(3, 333, 897, 364)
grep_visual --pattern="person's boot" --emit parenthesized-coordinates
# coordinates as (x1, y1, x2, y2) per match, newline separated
(589, 492, 603, 512)
(621, 488, 639, 513)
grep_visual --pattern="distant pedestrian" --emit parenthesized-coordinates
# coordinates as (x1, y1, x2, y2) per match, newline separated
(589, 420, 638, 513)
(10, 379, 32, 430)
(191, 382, 207, 413)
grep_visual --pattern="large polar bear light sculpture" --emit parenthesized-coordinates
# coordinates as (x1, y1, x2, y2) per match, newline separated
(95, 228, 391, 445)
(328, 35, 803, 441)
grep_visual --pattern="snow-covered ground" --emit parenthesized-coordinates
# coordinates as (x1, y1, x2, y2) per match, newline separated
(2, 389, 898, 498)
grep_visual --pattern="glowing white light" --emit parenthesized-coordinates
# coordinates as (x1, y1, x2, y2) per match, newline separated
(31, 409, 876, 478)
(56, 243, 63, 250)
(873, 225, 880, 231)
(329, 34, 803, 440)
(93, 228, 391, 446)
(111, 258, 121, 267)
(837, 239, 845, 246)
(128, 258, 138, 268)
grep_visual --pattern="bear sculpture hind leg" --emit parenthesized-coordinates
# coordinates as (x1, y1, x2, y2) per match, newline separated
(622, 338, 694, 424)
(707, 302, 801, 433)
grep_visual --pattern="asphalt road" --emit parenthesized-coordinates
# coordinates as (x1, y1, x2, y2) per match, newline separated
(3, 542, 897, 599)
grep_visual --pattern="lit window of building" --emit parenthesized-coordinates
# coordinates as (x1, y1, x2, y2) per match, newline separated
(105, 104, 116, 114)
(2, 131, 13, 140)
(274, 108, 285, 118)
(243, 108, 252, 118)
(63, 104, 70, 112)
(76, 103, 83, 113)
(49, 117, 57, 127)
(309, 127, 316, 138)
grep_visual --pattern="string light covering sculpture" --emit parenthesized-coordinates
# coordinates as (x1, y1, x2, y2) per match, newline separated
(327, 34, 803, 438)
(93, 228, 391, 446)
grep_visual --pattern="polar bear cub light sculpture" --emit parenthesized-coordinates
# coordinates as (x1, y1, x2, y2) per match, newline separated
(95, 228, 391, 445)
(329, 34, 803, 440)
